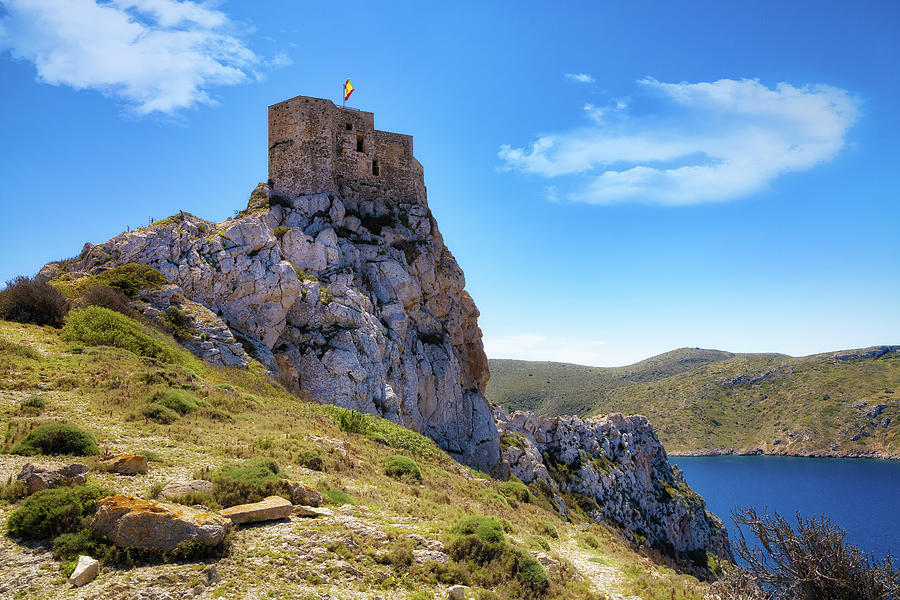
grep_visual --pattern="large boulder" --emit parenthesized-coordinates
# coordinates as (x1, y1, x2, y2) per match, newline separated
(92, 495, 229, 552)
(219, 496, 293, 525)
(17, 463, 89, 495)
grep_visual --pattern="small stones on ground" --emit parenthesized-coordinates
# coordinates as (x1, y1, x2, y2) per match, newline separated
(17, 462, 89, 494)
(99, 453, 149, 475)
(201, 564, 221, 585)
(220, 495, 293, 525)
(159, 480, 214, 500)
(68, 555, 100, 587)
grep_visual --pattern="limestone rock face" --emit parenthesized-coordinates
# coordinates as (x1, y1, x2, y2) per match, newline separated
(495, 408, 732, 559)
(49, 183, 500, 473)
(92, 495, 229, 552)
(17, 463, 89, 495)
(220, 496, 293, 525)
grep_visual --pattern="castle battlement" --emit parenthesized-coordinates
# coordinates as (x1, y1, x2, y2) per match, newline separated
(268, 95, 425, 202)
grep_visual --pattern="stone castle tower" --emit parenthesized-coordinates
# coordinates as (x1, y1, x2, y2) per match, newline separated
(268, 95, 426, 202)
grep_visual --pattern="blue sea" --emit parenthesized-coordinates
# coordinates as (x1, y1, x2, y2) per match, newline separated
(673, 455, 900, 560)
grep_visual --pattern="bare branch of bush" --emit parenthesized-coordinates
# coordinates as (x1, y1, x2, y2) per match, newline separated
(726, 506, 899, 600)
(0, 276, 69, 327)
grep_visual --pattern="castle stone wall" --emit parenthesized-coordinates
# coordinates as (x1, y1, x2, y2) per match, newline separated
(268, 95, 425, 203)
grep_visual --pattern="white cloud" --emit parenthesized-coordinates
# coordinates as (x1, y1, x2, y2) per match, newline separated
(0, 0, 276, 115)
(565, 72, 594, 84)
(499, 78, 859, 205)
(483, 334, 609, 366)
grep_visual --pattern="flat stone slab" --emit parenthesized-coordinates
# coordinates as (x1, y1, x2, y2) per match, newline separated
(220, 496, 293, 525)
(92, 495, 229, 552)
(159, 480, 214, 500)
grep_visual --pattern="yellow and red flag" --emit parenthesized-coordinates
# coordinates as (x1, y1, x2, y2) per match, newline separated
(343, 79, 354, 102)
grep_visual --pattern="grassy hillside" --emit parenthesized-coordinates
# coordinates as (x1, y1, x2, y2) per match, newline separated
(0, 315, 716, 600)
(487, 348, 899, 457)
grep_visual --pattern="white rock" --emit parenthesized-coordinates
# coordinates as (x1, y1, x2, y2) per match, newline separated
(448, 584, 468, 600)
(68, 555, 99, 587)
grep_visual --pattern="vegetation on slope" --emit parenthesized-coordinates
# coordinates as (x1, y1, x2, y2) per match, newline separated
(487, 348, 899, 457)
(0, 313, 714, 599)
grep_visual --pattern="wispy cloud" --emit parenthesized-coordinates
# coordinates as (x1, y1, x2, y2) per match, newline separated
(499, 78, 859, 205)
(0, 0, 281, 115)
(564, 72, 594, 84)
(483, 334, 608, 366)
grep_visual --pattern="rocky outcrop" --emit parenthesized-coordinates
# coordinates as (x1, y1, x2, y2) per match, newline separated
(92, 495, 229, 552)
(44, 183, 500, 473)
(833, 345, 899, 362)
(17, 463, 89, 495)
(159, 480, 214, 500)
(496, 409, 731, 559)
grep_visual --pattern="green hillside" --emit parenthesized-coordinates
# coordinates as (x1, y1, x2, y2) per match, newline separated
(487, 347, 899, 458)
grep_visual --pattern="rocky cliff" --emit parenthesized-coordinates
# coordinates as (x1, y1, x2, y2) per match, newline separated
(39, 180, 729, 559)
(496, 409, 731, 558)
(41, 183, 500, 474)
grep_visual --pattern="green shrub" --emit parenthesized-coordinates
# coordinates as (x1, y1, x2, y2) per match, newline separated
(7, 485, 109, 539)
(525, 535, 550, 551)
(273, 226, 289, 238)
(151, 388, 206, 415)
(335, 408, 368, 434)
(0, 276, 70, 327)
(80, 285, 138, 318)
(454, 515, 505, 543)
(535, 520, 559, 539)
(201, 458, 289, 507)
(298, 450, 324, 471)
(137, 450, 160, 462)
(0, 338, 42, 359)
(384, 455, 422, 481)
(0, 479, 29, 503)
(325, 489, 355, 506)
(161, 306, 192, 341)
(200, 407, 234, 422)
(498, 480, 530, 504)
(62, 306, 185, 365)
(19, 394, 47, 414)
(142, 403, 180, 424)
(11, 423, 99, 456)
(516, 551, 551, 593)
(57, 263, 168, 298)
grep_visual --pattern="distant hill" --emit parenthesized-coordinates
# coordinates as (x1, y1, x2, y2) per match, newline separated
(487, 346, 899, 458)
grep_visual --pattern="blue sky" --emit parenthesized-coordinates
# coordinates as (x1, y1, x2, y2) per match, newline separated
(1, 0, 898, 366)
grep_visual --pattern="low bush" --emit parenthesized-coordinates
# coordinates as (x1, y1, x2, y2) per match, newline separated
(7, 484, 110, 539)
(525, 535, 550, 551)
(325, 489, 355, 506)
(454, 515, 505, 543)
(335, 408, 368, 434)
(19, 394, 47, 415)
(142, 403, 180, 424)
(0, 276, 69, 327)
(151, 388, 207, 415)
(11, 423, 99, 456)
(0, 479, 29, 503)
(161, 306, 192, 341)
(384, 455, 422, 481)
(298, 450, 324, 471)
(535, 520, 559, 539)
(62, 306, 185, 365)
(200, 458, 289, 508)
(80, 285, 138, 318)
(54, 263, 168, 298)
(0, 338, 42, 359)
(499, 480, 531, 504)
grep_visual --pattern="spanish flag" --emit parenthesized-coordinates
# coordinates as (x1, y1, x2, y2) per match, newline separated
(343, 79, 354, 102)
